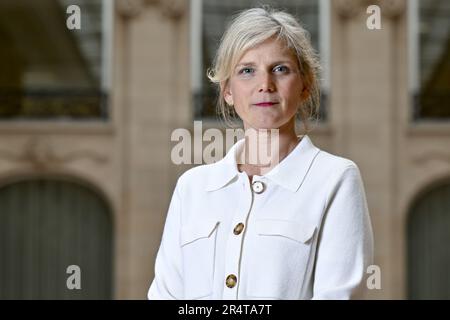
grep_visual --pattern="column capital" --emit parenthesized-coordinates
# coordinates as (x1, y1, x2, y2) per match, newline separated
(117, 0, 187, 20)
(335, 0, 407, 20)
(376, 0, 407, 19)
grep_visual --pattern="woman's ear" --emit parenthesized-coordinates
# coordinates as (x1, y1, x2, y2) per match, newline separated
(301, 87, 310, 100)
(222, 81, 233, 106)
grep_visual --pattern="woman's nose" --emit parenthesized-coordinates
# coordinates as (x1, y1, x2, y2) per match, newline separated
(258, 72, 275, 92)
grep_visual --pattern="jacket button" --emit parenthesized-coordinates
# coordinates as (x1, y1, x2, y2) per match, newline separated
(233, 223, 244, 235)
(252, 181, 265, 194)
(225, 274, 237, 288)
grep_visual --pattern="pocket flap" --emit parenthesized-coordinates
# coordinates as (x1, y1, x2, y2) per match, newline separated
(180, 220, 220, 247)
(255, 219, 316, 243)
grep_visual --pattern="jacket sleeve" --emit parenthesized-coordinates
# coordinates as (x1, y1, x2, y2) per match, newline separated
(147, 183, 184, 299)
(312, 164, 374, 299)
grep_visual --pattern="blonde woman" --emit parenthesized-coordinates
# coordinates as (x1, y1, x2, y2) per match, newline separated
(148, 7, 374, 300)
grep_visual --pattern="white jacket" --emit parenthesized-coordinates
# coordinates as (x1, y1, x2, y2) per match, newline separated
(148, 135, 374, 300)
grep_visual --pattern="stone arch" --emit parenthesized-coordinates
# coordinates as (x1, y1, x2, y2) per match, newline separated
(0, 173, 114, 299)
(406, 176, 450, 299)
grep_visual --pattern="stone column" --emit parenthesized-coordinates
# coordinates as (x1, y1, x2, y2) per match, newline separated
(330, 0, 407, 299)
(115, 0, 190, 299)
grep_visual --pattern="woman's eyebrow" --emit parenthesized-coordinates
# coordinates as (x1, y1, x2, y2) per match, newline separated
(270, 60, 295, 66)
(235, 62, 256, 69)
(235, 60, 295, 68)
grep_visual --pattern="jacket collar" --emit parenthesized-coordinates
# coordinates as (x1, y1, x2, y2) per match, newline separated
(205, 135, 321, 193)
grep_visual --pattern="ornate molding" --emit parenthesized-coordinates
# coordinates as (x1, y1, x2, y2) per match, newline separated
(116, 0, 146, 19)
(159, 0, 186, 20)
(335, 0, 407, 20)
(376, 0, 407, 19)
(0, 137, 108, 169)
(117, 0, 187, 20)
(335, 0, 361, 19)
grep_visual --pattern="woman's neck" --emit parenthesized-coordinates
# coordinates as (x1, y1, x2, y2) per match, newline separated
(237, 121, 301, 179)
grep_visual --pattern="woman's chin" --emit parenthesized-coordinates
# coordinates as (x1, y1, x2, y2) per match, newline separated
(245, 119, 284, 131)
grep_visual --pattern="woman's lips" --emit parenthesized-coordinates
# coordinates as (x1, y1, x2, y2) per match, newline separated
(254, 102, 279, 107)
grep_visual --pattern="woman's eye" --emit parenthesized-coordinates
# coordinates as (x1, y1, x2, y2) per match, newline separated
(239, 67, 254, 74)
(274, 65, 289, 73)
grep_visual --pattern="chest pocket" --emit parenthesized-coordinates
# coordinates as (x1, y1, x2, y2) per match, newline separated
(180, 219, 220, 299)
(255, 219, 316, 243)
(246, 219, 317, 299)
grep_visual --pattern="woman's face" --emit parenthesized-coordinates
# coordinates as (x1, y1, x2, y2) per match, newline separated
(223, 37, 308, 131)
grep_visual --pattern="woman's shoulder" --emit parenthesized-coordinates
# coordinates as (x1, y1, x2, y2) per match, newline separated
(175, 161, 223, 192)
(299, 135, 362, 180)
(314, 148, 363, 181)
(178, 162, 213, 181)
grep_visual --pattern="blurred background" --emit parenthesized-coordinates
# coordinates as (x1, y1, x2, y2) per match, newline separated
(0, 0, 449, 299)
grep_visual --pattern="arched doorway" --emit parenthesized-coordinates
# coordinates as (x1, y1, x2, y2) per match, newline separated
(407, 180, 450, 299)
(0, 178, 113, 299)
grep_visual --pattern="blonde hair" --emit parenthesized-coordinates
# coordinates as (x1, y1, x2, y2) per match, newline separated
(207, 6, 322, 132)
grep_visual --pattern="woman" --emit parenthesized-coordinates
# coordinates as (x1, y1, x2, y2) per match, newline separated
(148, 7, 374, 300)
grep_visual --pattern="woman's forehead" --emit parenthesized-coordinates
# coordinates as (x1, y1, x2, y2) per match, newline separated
(236, 38, 297, 65)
